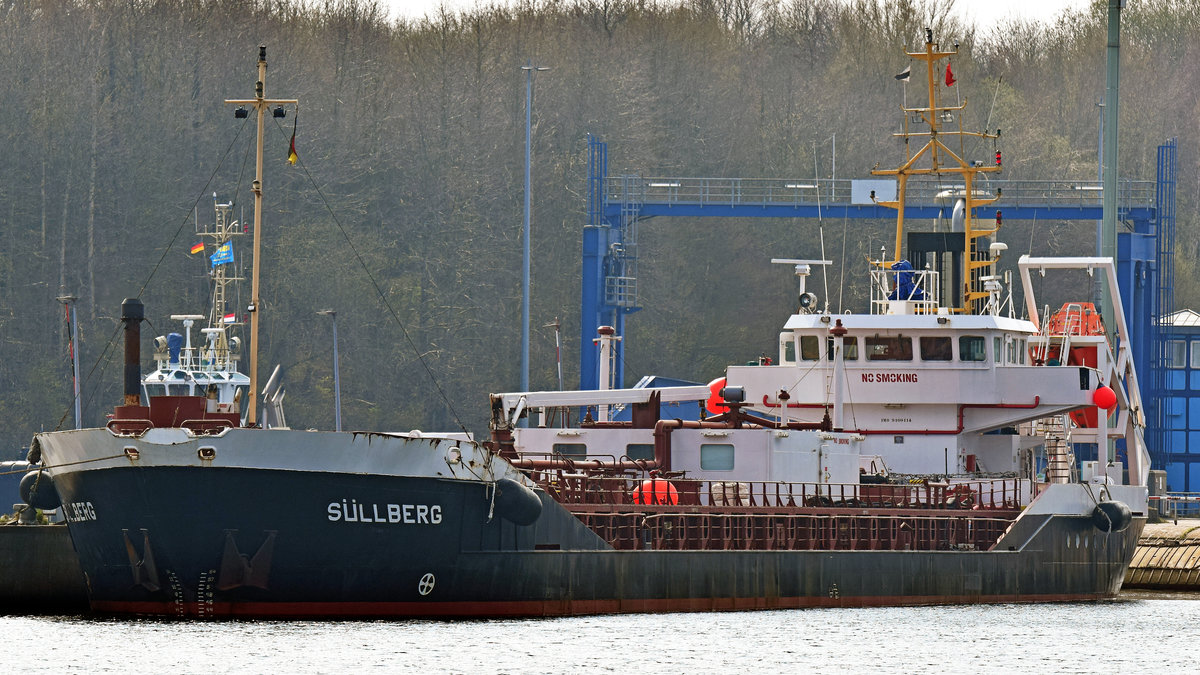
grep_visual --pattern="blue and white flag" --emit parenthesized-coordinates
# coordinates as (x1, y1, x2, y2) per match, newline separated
(210, 242, 234, 267)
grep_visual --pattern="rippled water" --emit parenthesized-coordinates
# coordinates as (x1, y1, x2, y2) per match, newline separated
(4, 592, 1193, 673)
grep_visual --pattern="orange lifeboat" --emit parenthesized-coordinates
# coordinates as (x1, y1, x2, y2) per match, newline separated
(1032, 303, 1107, 427)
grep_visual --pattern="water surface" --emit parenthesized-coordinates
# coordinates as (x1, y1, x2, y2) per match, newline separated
(4, 592, 1191, 673)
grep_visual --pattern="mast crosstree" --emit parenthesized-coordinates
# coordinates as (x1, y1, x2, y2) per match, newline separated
(224, 45, 298, 426)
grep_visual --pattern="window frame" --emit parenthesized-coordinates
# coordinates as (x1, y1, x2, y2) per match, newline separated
(919, 336, 953, 361)
(700, 443, 735, 471)
(865, 335, 913, 361)
(959, 335, 986, 362)
(799, 335, 821, 361)
(1168, 340, 1187, 369)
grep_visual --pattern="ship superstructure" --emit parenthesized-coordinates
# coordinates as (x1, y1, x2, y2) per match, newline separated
(140, 197, 250, 419)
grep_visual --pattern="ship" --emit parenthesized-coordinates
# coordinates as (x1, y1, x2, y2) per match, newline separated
(31, 35, 1150, 618)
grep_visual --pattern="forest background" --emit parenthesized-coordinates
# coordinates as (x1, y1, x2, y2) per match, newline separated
(1, 0, 1196, 452)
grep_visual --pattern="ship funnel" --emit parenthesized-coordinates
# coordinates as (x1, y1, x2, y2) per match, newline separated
(121, 298, 144, 407)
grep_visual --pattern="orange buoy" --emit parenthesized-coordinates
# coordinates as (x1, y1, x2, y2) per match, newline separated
(1093, 386, 1117, 410)
(632, 478, 679, 505)
(706, 377, 728, 414)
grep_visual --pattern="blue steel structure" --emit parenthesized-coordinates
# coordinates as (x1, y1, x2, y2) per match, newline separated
(1147, 140, 1187, 488)
(581, 136, 1177, 471)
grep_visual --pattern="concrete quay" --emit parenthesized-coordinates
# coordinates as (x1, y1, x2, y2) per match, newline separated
(1125, 519, 1200, 590)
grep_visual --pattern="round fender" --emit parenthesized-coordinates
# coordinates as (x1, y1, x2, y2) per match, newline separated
(20, 471, 61, 510)
(632, 478, 679, 505)
(494, 478, 543, 526)
(1091, 500, 1132, 533)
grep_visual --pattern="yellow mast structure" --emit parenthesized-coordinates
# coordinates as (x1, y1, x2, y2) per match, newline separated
(871, 29, 1002, 314)
(224, 46, 297, 426)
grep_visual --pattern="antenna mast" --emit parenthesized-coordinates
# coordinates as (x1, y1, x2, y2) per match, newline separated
(870, 30, 1003, 314)
(224, 46, 297, 426)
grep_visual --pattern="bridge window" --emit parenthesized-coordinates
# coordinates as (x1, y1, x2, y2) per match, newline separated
(553, 443, 587, 459)
(700, 444, 735, 471)
(626, 444, 655, 461)
(865, 336, 912, 361)
(1191, 340, 1200, 369)
(781, 338, 796, 364)
(800, 335, 820, 361)
(919, 337, 952, 361)
(994, 337, 1002, 363)
(828, 336, 858, 360)
(167, 384, 191, 396)
(959, 336, 986, 361)
(1019, 339, 1027, 364)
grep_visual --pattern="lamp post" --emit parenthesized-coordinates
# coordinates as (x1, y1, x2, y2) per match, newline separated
(824, 134, 836, 199)
(521, 60, 549, 398)
(57, 293, 81, 429)
(317, 309, 341, 432)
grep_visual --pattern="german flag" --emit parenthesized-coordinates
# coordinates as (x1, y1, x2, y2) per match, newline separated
(287, 113, 299, 165)
(190, 242, 204, 255)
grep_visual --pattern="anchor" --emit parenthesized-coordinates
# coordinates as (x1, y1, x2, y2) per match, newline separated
(216, 530, 277, 591)
(122, 529, 161, 592)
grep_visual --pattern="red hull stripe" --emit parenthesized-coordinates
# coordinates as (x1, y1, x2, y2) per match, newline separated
(93, 592, 1112, 618)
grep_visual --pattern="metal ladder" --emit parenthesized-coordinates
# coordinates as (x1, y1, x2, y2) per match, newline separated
(605, 176, 641, 308)
(1037, 413, 1076, 484)
(1035, 303, 1083, 365)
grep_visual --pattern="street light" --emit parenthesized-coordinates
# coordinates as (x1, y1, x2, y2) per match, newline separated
(317, 309, 341, 432)
(822, 134, 836, 199)
(57, 293, 81, 429)
(521, 60, 549, 399)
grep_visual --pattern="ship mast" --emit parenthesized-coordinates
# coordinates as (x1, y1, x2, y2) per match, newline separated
(871, 29, 1003, 314)
(225, 46, 297, 426)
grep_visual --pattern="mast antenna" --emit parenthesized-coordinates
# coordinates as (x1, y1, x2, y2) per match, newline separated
(224, 46, 298, 426)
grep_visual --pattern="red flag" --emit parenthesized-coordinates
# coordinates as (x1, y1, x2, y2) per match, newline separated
(945, 63, 956, 87)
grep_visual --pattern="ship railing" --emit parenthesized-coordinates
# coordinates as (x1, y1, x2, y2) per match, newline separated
(105, 418, 154, 436)
(869, 267, 941, 315)
(531, 472, 1022, 511)
(1150, 493, 1200, 519)
(574, 511, 1015, 552)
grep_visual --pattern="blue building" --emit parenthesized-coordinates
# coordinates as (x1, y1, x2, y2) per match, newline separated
(1160, 310, 1200, 492)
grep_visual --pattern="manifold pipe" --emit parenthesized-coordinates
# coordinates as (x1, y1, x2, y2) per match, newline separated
(653, 418, 761, 473)
(505, 418, 749, 472)
(121, 298, 145, 407)
(506, 457, 655, 471)
(505, 415, 827, 472)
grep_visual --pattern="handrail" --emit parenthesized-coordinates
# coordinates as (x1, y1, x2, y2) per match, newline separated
(181, 418, 236, 435)
(105, 418, 154, 436)
(534, 473, 1023, 511)
(609, 176, 1156, 210)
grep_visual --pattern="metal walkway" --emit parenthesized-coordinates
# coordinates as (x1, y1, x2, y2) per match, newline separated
(603, 175, 1155, 222)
